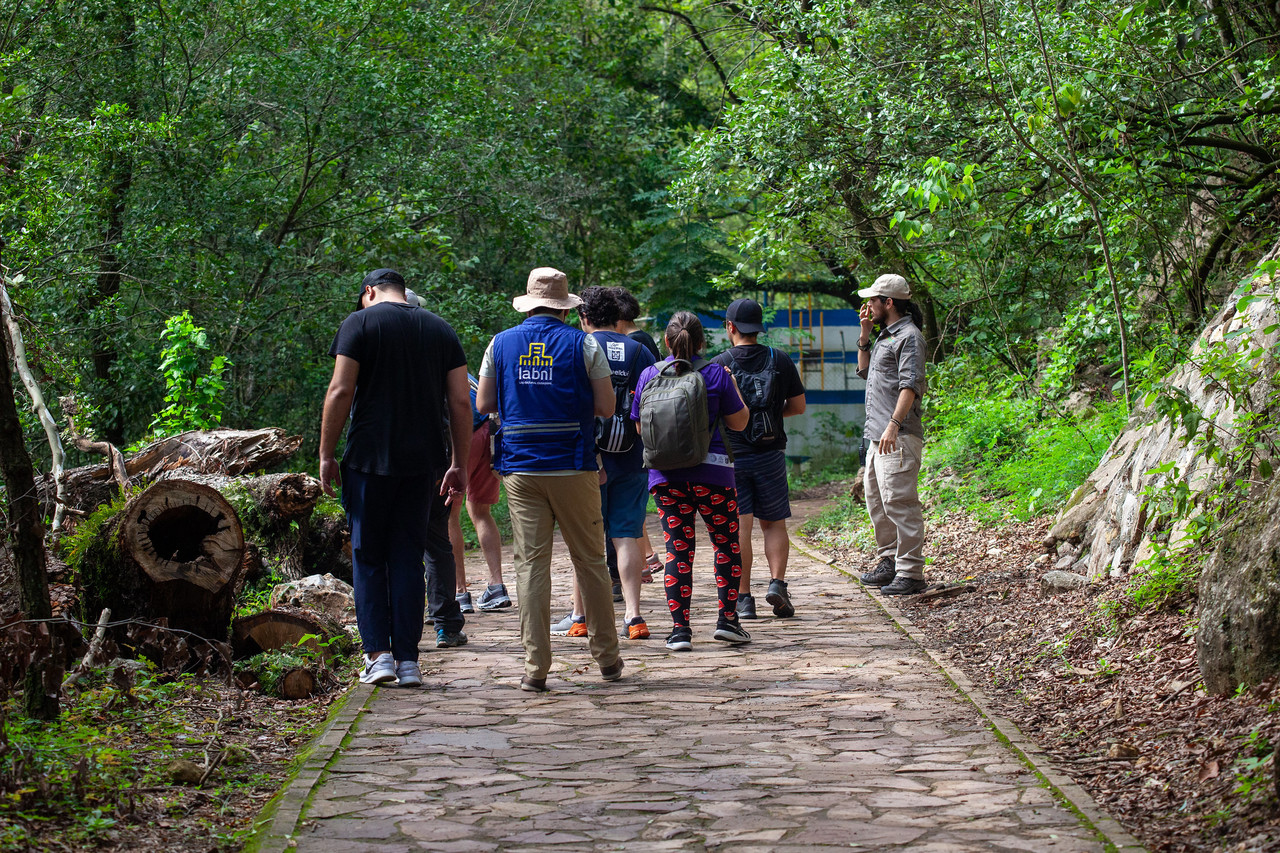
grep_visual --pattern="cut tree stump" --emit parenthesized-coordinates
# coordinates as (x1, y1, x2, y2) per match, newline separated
(78, 479, 245, 641)
(230, 608, 351, 661)
(278, 668, 318, 699)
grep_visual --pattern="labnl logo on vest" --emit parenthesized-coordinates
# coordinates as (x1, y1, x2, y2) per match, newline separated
(518, 342, 554, 383)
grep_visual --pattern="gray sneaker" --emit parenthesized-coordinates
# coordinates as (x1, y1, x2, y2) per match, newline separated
(478, 584, 512, 611)
(436, 627, 468, 648)
(550, 612, 580, 636)
(456, 591, 475, 614)
(736, 593, 757, 620)
(360, 653, 397, 685)
(395, 660, 423, 688)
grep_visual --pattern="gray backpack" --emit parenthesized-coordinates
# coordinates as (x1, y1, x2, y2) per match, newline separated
(638, 358, 714, 469)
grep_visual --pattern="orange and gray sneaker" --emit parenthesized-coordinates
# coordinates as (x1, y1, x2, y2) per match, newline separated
(567, 618, 588, 638)
(623, 616, 650, 640)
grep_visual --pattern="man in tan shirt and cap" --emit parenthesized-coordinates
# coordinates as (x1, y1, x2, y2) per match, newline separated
(476, 268, 623, 692)
(855, 273, 930, 596)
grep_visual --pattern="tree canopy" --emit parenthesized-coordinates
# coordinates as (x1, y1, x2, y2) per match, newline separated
(2, 0, 1278, 457)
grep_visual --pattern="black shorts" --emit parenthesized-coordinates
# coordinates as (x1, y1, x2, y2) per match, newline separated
(733, 450, 791, 521)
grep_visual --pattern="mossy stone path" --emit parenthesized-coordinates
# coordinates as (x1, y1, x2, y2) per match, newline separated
(266, 501, 1114, 852)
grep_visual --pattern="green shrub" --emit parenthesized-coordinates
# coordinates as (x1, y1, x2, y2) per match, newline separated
(921, 356, 1127, 524)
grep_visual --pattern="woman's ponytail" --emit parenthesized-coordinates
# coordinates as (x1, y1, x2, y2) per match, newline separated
(664, 311, 706, 372)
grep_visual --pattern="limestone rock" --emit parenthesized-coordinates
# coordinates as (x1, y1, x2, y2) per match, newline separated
(270, 573, 356, 623)
(1197, 476, 1280, 694)
(1065, 390, 1096, 418)
(1046, 483, 1100, 543)
(169, 759, 206, 785)
(1044, 255, 1280, 581)
(1041, 571, 1089, 592)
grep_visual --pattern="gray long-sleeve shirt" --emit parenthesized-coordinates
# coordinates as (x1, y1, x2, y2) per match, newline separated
(856, 316, 927, 441)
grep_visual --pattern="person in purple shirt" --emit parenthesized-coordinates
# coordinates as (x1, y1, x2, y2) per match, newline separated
(631, 311, 751, 651)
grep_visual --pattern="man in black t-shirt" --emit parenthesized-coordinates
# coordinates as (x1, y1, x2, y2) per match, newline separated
(319, 268, 471, 688)
(712, 298, 807, 620)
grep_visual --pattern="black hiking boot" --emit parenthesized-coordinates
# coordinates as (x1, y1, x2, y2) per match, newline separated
(859, 556, 896, 587)
(881, 575, 928, 596)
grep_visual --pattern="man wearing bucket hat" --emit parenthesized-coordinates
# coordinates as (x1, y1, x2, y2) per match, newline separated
(475, 268, 624, 692)
(855, 273, 930, 596)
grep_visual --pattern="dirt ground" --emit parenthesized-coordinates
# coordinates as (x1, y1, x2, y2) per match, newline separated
(804, 499, 1280, 853)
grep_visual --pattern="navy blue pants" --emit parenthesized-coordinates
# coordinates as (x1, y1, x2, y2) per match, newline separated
(343, 466, 463, 661)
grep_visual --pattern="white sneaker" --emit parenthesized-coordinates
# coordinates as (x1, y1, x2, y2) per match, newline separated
(395, 660, 423, 688)
(360, 653, 397, 685)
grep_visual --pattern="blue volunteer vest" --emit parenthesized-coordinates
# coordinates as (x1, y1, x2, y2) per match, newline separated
(492, 315, 597, 473)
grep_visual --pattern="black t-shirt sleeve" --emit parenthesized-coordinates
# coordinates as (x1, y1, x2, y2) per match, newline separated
(439, 321, 467, 372)
(778, 352, 805, 399)
(329, 312, 364, 361)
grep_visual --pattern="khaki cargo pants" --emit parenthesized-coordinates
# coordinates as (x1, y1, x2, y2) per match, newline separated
(504, 471, 620, 680)
(864, 434, 925, 580)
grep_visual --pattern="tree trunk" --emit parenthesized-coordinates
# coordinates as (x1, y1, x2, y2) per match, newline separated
(0, 290, 58, 720)
(78, 479, 245, 641)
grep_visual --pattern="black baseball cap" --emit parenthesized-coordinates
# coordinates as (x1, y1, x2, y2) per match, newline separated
(355, 268, 406, 310)
(725, 298, 766, 335)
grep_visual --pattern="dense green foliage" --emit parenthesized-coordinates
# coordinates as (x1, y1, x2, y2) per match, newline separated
(2, 0, 1278, 476)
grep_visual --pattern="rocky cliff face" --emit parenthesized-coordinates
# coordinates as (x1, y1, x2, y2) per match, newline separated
(1197, 478, 1280, 695)
(1044, 254, 1280, 694)
(1045, 261, 1279, 581)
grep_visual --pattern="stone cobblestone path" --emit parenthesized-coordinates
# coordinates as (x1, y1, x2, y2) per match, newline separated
(285, 501, 1108, 852)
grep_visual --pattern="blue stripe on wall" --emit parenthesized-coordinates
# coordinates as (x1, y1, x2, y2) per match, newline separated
(804, 389, 865, 405)
(698, 309, 864, 329)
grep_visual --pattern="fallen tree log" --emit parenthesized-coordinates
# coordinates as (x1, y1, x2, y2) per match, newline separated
(78, 480, 245, 641)
(41, 428, 303, 516)
(278, 668, 317, 699)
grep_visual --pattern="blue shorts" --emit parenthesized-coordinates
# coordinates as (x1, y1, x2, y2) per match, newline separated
(601, 469, 649, 539)
(734, 450, 791, 521)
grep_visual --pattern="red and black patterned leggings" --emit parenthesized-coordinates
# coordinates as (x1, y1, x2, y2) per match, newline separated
(652, 482, 743, 628)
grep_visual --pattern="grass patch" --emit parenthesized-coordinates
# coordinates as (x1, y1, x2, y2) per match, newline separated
(922, 360, 1128, 524)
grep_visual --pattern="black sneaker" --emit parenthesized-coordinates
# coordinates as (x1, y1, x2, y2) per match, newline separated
(881, 575, 928, 596)
(612, 582, 624, 603)
(713, 620, 751, 644)
(665, 627, 693, 651)
(736, 593, 757, 620)
(859, 556, 896, 587)
(766, 579, 794, 618)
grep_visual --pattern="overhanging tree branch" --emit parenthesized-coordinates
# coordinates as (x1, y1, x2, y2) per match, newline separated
(641, 5, 742, 105)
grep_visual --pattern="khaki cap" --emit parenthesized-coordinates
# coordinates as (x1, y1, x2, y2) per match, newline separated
(857, 273, 911, 300)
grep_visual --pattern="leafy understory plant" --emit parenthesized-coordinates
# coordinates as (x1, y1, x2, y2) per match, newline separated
(147, 311, 231, 440)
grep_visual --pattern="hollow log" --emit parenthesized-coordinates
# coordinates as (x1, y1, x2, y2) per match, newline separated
(42, 428, 303, 516)
(230, 607, 351, 661)
(78, 480, 245, 641)
(277, 668, 318, 700)
(151, 471, 327, 582)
